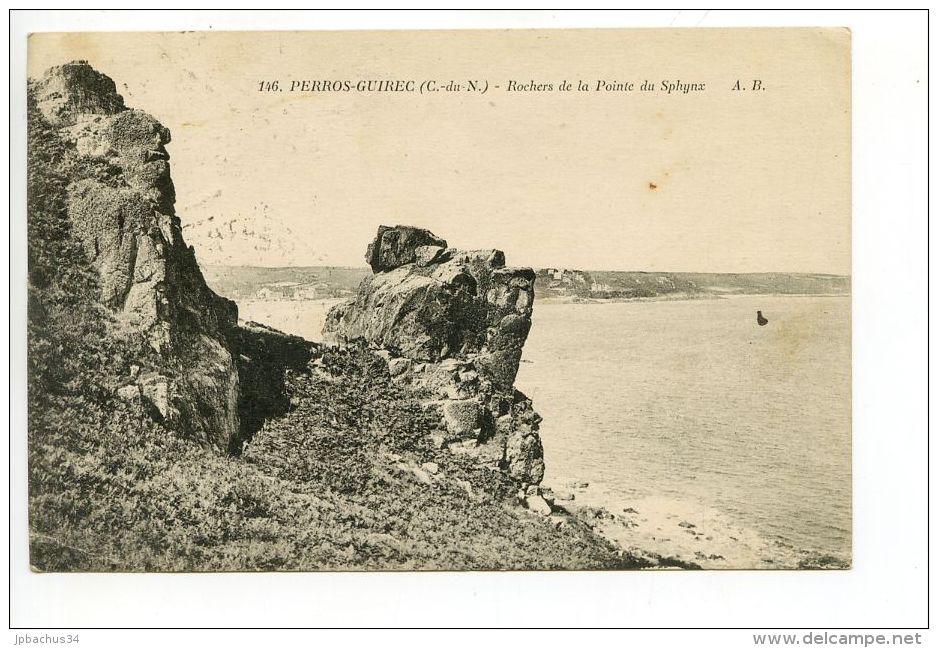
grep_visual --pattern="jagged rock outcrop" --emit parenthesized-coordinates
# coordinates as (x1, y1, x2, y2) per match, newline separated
(324, 225, 545, 485)
(29, 61, 276, 452)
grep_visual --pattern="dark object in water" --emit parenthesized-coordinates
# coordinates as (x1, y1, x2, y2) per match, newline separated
(757, 310, 769, 326)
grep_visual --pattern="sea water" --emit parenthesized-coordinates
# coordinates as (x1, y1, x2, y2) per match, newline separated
(515, 295, 851, 561)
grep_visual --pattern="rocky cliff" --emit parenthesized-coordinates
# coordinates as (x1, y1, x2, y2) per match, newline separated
(28, 62, 544, 487)
(29, 61, 294, 453)
(26, 62, 643, 573)
(324, 225, 545, 487)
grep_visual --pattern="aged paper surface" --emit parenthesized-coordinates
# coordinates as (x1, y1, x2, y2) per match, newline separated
(26, 28, 850, 572)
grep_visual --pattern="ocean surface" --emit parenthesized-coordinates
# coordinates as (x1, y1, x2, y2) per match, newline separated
(240, 294, 852, 562)
(517, 295, 852, 562)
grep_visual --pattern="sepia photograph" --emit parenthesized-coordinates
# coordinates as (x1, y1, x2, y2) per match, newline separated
(10, 8, 931, 637)
(22, 26, 854, 575)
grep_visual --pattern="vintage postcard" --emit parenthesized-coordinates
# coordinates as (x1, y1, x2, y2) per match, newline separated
(25, 28, 850, 572)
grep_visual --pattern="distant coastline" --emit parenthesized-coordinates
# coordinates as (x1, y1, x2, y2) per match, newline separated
(538, 292, 851, 305)
(203, 265, 851, 305)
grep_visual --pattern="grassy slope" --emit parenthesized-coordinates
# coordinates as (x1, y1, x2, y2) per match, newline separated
(27, 98, 635, 572)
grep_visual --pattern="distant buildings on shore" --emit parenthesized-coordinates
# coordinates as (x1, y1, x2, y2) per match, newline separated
(255, 281, 347, 301)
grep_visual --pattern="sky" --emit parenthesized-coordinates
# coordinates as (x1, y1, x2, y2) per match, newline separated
(28, 29, 851, 273)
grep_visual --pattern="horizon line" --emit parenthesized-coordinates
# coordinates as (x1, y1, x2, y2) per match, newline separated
(201, 263, 852, 278)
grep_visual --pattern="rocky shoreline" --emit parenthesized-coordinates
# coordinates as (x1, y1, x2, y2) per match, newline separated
(533, 481, 850, 570)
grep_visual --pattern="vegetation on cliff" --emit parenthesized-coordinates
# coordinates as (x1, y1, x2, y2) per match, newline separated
(27, 79, 637, 572)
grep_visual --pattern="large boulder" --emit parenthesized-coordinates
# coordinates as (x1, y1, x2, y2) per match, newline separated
(366, 225, 448, 273)
(441, 398, 482, 440)
(504, 400, 546, 484)
(324, 225, 545, 484)
(325, 227, 535, 391)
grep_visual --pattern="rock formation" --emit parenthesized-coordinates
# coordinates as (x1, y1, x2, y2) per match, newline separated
(29, 61, 295, 452)
(29, 62, 544, 487)
(324, 225, 545, 485)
